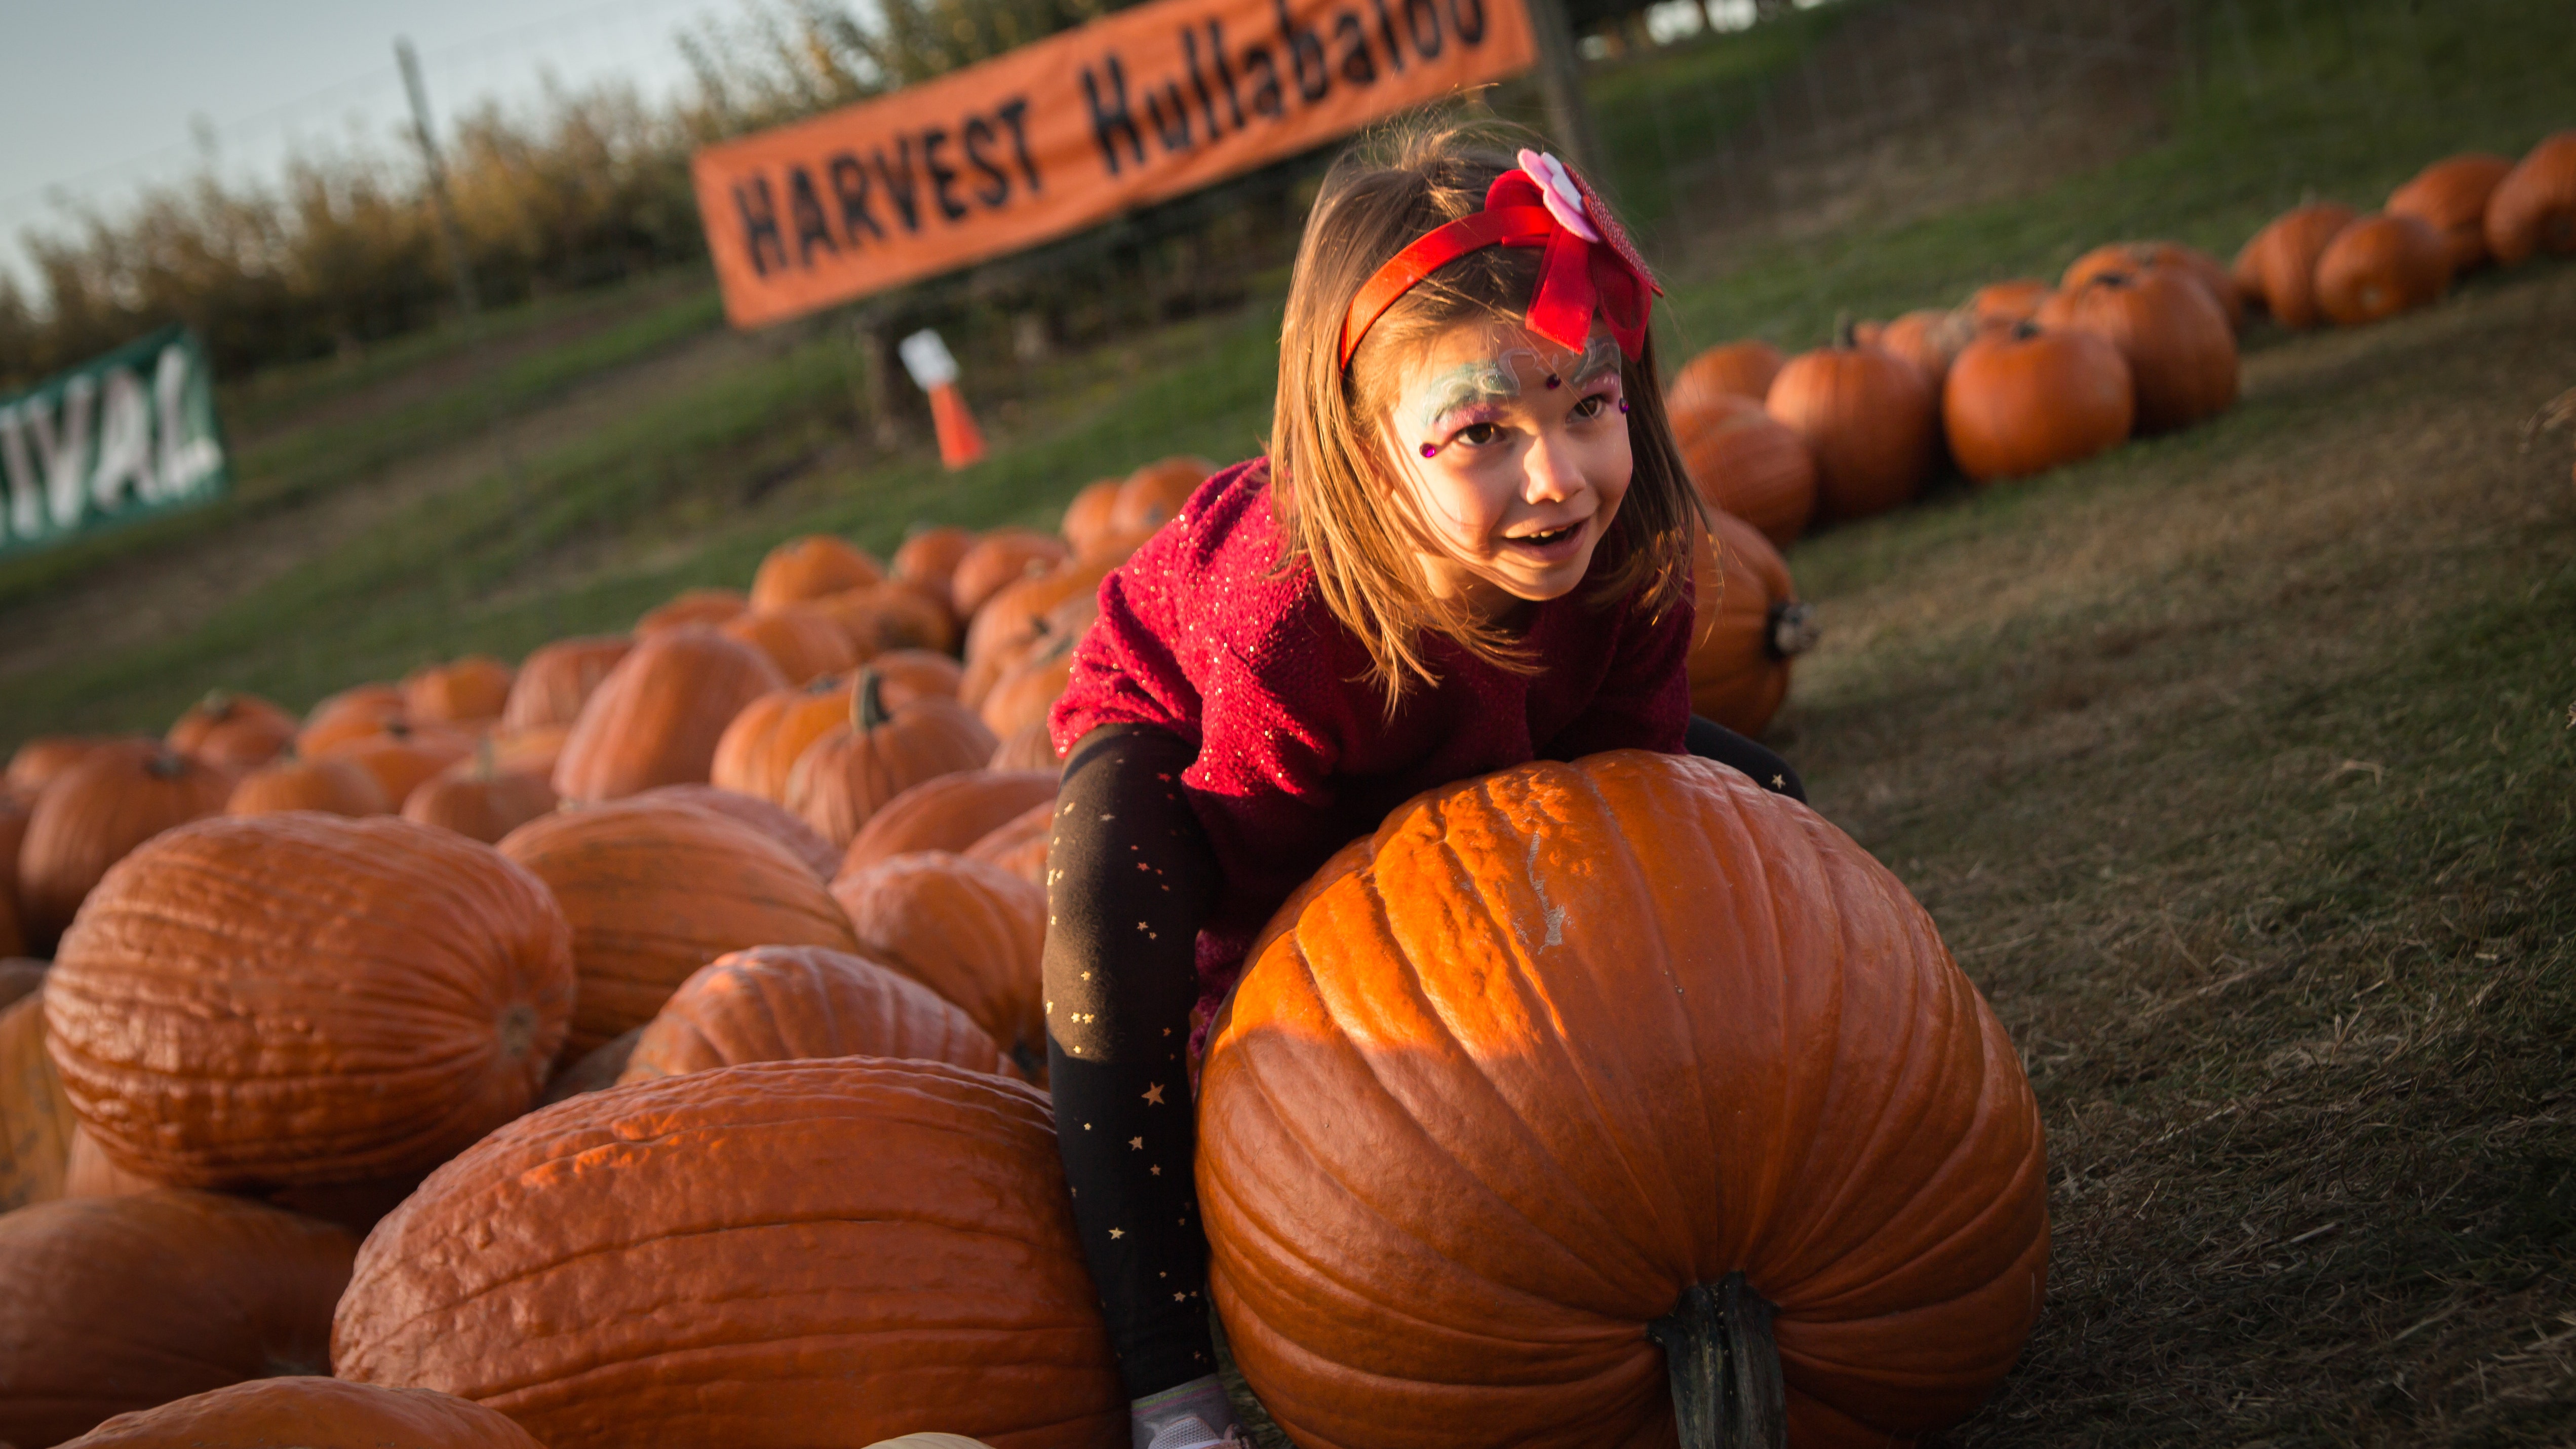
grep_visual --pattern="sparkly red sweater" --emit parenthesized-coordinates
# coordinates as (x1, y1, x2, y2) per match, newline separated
(1049, 457, 1692, 1018)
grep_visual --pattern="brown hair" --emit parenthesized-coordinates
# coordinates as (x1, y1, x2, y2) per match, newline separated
(1268, 117, 1698, 709)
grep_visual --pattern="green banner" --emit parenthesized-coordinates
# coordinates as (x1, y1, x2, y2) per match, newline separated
(0, 324, 228, 556)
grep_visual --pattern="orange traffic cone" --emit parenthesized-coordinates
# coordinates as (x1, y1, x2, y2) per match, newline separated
(899, 329, 986, 471)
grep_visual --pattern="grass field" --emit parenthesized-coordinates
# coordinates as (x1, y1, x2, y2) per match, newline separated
(5, 0, 2575, 1440)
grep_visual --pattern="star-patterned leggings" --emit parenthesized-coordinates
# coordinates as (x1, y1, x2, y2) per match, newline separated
(1043, 718, 1803, 1399)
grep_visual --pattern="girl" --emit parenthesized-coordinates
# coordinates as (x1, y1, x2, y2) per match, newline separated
(1043, 122, 1802, 1449)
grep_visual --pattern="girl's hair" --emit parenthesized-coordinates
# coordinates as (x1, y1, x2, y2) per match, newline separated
(1269, 117, 1698, 709)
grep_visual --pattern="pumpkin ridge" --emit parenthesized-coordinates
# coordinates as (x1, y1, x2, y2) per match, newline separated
(1780, 1127, 2049, 1324)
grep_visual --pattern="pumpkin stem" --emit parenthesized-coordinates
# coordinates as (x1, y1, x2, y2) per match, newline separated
(144, 747, 190, 781)
(1648, 1274, 1786, 1449)
(1764, 602, 1819, 661)
(2012, 318, 2043, 342)
(853, 669, 887, 732)
(1832, 312, 1857, 349)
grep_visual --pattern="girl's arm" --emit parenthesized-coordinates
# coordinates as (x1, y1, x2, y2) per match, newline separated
(1544, 587, 1694, 760)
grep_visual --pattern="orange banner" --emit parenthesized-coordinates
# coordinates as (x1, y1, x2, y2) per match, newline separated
(691, 0, 1535, 328)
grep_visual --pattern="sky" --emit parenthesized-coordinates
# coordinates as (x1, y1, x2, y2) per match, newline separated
(0, 0, 738, 283)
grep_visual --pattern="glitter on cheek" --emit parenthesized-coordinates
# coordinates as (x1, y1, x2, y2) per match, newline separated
(1420, 442, 1439, 457)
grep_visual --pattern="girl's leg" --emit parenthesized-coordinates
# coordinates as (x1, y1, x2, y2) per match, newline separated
(1045, 724, 1233, 1430)
(1685, 715, 1807, 802)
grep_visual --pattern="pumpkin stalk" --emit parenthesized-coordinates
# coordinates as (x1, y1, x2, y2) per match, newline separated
(1764, 601, 1820, 661)
(854, 669, 887, 733)
(1648, 1273, 1786, 1449)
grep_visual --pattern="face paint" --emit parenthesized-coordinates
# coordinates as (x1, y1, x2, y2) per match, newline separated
(1403, 353, 1530, 446)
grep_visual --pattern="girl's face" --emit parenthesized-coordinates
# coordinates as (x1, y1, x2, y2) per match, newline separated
(1377, 320, 1633, 623)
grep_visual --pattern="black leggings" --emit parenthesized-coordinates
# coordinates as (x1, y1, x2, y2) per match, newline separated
(1043, 719, 1800, 1398)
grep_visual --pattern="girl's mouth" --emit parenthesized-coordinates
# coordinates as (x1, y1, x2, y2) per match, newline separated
(1500, 518, 1587, 560)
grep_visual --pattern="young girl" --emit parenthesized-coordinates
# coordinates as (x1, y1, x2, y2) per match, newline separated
(1043, 122, 1803, 1449)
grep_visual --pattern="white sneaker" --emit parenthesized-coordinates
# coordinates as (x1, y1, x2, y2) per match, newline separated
(1144, 1416, 1249, 1449)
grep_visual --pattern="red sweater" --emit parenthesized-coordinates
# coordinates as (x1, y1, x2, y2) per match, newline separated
(1050, 458, 1692, 1019)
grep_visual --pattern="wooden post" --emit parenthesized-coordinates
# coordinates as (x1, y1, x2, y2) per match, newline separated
(1519, 0, 1603, 177)
(395, 39, 480, 324)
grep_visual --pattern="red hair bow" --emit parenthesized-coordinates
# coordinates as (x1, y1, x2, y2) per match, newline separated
(1337, 152, 1661, 369)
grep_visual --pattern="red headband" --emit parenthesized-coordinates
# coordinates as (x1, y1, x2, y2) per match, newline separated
(1337, 150, 1661, 370)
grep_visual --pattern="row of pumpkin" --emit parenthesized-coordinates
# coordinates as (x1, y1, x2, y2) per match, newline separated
(1662, 133, 2576, 549)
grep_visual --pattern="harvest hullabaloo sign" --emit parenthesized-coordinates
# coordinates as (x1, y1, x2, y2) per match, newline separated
(692, 0, 1536, 328)
(0, 325, 228, 556)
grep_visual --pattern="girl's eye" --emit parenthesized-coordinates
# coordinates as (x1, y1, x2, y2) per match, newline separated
(1571, 390, 1617, 420)
(1454, 421, 1503, 447)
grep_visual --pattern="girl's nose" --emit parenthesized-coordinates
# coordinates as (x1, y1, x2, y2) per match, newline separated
(1520, 430, 1585, 505)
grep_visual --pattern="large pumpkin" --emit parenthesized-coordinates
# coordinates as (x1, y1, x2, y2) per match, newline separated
(500, 634, 635, 731)
(949, 528, 1070, 620)
(166, 691, 298, 770)
(1198, 752, 2048, 1449)
(751, 534, 884, 608)
(1, 988, 73, 1211)
(1763, 331, 1937, 523)
(1665, 340, 1786, 425)
(2060, 241, 2243, 330)
(2034, 268, 2238, 433)
(714, 673, 861, 804)
(1967, 278, 2054, 329)
(552, 626, 788, 802)
(1942, 322, 2134, 484)
(1687, 511, 1814, 740)
(323, 722, 474, 812)
(497, 798, 861, 1055)
(2313, 213, 2451, 326)
(617, 944, 1010, 1084)
(2486, 131, 2576, 266)
(1670, 392, 1817, 550)
(6, 735, 116, 801)
(331, 1058, 1124, 1449)
(403, 656, 516, 725)
(17, 739, 230, 951)
(785, 671, 998, 847)
(979, 633, 1079, 740)
(225, 752, 393, 817)
(2386, 153, 2515, 273)
(963, 800, 1052, 889)
(2232, 202, 2358, 329)
(839, 769, 1059, 880)
(58, 1377, 544, 1449)
(629, 783, 843, 880)
(403, 748, 561, 845)
(0, 1190, 358, 1448)
(1856, 310, 1975, 389)
(1113, 456, 1216, 537)
(46, 813, 573, 1188)
(832, 852, 1046, 1079)
(892, 524, 978, 599)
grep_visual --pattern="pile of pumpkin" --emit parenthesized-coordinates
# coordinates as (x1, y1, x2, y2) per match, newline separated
(1664, 133, 2576, 548)
(0, 438, 1938, 1448)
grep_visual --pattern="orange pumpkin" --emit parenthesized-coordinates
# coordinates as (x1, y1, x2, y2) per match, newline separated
(0, 1191, 358, 1448)
(17, 740, 230, 951)
(1967, 278, 2055, 328)
(2233, 202, 2359, 329)
(891, 523, 978, 598)
(963, 799, 1053, 889)
(979, 632, 1079, 739)
(166, 691, 298, 770)
(617, 944, 1010, 1085)
(7, 735, 117, 802)
(2486, 131, 2576, 266)
(296, 683, 410, 756)
(832, 851, 1046, 1078)
(629, 783, 845, 880)
(636, 585, 751, 634)
(812, 579, 960, 657)
(501, 634, 635, 731)
(714, 673, 861, 804)
(402, 655, 516, 725)
(225, 752, 392, 817)
(723, 602, 863, 685)
(839, 769, 1058, 880)
(785, 671, 999, 847)
(497, 798, 861, 1054)
(0, 955, 43, 1008)
(1687, 510, 1814, 739)
(990, 719, 1061, 774)
(964, 591, 1098, 710)
(332, 1059, 1123, 1449)
(1113, 455, 1216, 536)
(322, 721, 473, 812)
(2060, 241, 2244, 331)
(1061, 477, 1125, 554)
(1198, 752, 2047, 1449)
(1764, 331, 1938, 523)
(2314, 213, 2451, 326)
(963, 558, 1110, 668)
(2386, 154, 2515, 273)
(48, 813, 573, 1187)
(1, 988, 73, 1211)
(1665, 340, 1786, 429)
(948, 527, 1070, 620)
(404, 746, 561, 844)
(1669, 391, 1817, 549)
(866, 646, 967, 703)
(1943, 322, 2134, 483)
(2035, 267, 2239, 433)
(58, 1376, 545, 1449)
(552, 626, 788, 802)
(1860, 309, 1976, 389)
(483, 724, 570, 781)
(750, 533, 884, 608)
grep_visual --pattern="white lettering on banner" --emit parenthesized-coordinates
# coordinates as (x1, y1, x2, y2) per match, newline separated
(155, 342, 221, 497)
(0, 403, 36, 541)
(29, 373, 95, 532)
(91, 367, 155, 512)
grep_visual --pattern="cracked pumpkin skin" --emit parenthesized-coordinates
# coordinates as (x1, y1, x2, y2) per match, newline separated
(45, 813, 573, 1190)
(1197, 751, 2049, 1449)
